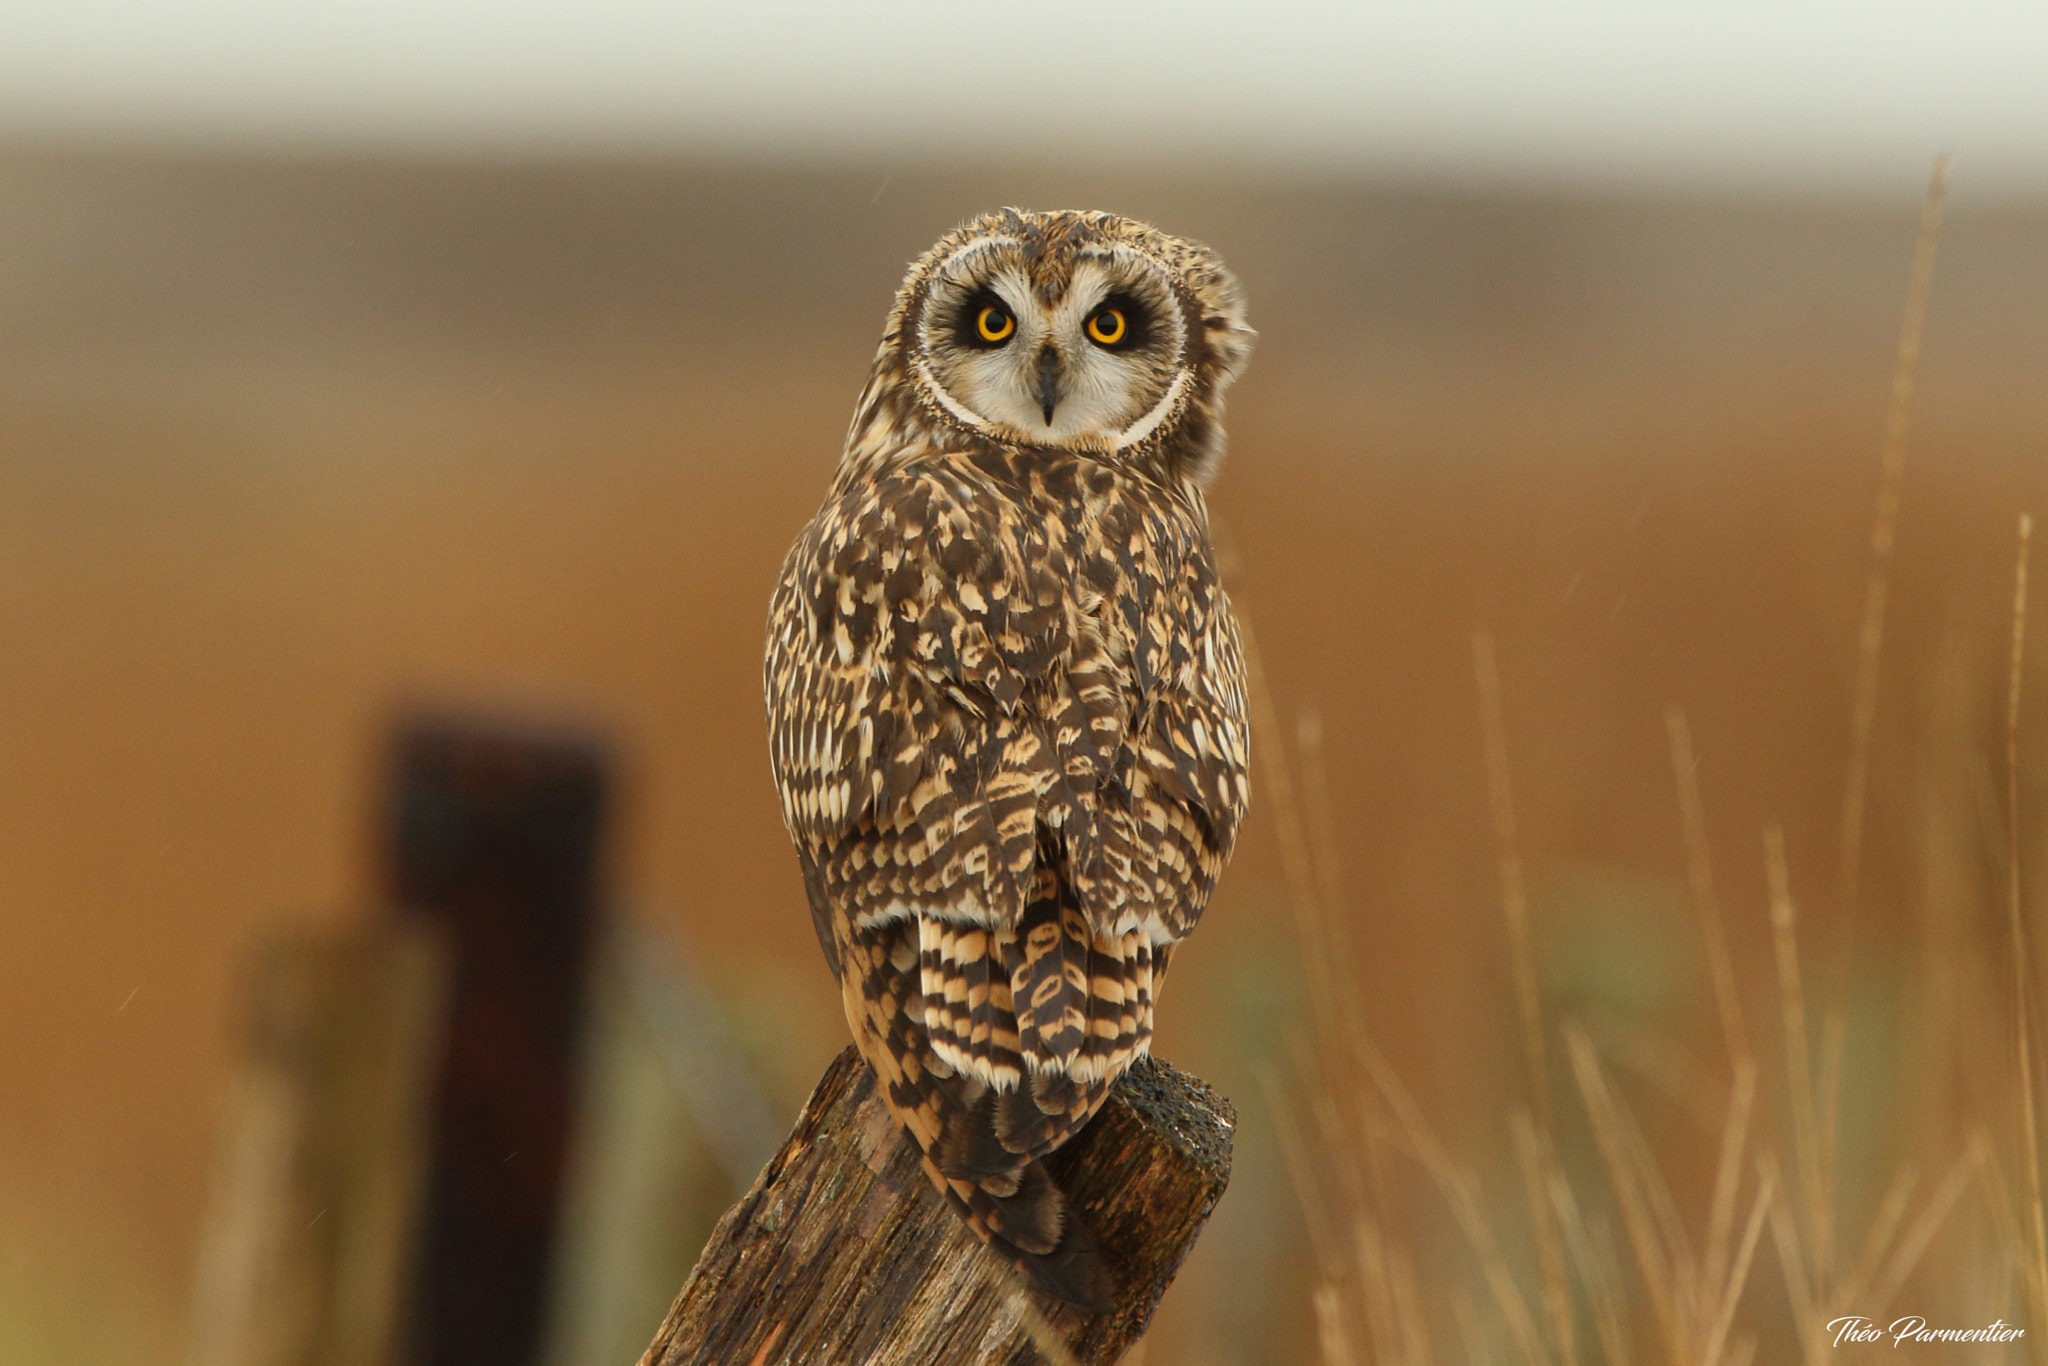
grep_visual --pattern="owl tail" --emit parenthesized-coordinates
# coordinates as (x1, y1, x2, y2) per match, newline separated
(848, 872, 1128, 1310)
(928, 1136, 1117, 1313)
(919, 885, 1133, 1311)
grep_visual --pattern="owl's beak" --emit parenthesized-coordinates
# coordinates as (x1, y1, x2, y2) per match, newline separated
(1033, 346, 1063, 425)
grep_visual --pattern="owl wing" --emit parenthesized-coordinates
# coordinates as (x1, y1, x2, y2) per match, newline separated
(769, 461, 1123, 1305)
(1076, 493, 1251, 950)
(766, 460, 1075, 943)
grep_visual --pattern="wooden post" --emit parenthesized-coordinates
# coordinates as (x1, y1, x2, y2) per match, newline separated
(639, 1046, 1235, 1366)
(187, 921, 447, 1366)
(385, 718, 609, 1366)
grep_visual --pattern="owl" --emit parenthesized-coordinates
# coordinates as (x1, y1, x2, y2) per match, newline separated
(764, 208, 1254, 1310)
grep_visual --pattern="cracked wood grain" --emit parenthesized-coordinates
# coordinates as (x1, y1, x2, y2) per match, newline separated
(639, 1045, 1233, 1365)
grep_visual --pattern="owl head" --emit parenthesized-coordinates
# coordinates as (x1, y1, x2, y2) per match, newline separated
(861, 209, 1255, 485)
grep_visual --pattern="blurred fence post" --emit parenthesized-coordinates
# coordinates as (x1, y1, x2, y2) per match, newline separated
(187, 921, 447, 1366)
(385, 718, 608, 1366)
(637, 1046, 1235, 1366)
(191, 714, 790, 1366)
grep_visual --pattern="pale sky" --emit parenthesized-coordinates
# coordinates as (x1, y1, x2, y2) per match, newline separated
(0, 0, 2042, 191)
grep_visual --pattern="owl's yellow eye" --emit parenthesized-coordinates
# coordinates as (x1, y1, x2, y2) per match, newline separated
(1086, 308, 1127, 346)
(976, 305, 1015, 343)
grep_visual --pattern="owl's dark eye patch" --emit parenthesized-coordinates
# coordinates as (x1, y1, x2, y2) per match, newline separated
(955, 289, 1015, 348)
(1085, 292, 1152, 350)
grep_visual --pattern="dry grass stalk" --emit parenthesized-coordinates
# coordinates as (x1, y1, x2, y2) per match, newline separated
(1349, 1030, 1548, 1366)
(1315, 1281, 1361, 1366)
(1756, 1150, 1817, 1356)
(1664, 713, 1774, 1350)
(1752, 782, 1986, 1358)
(1357, 1216, 1435, 1366)
(1509, 1114, 1566, 1339)
(1822, 154, 1953, 1245)
(1473, 631, 1578, 1366)
(1835, 153, 1953, 930)
(1700, 1059, 1757, 1311)
(1472, 632, 1555, 1136)
(1665, 708, 1751, 1072)
(1701, 1176, 1771, 1366)
(1552, 1170, 1634, 1366)
(1762, 827, 1830, 1313)
(1863, 1137, 1985, 1313)
(1257, 617, 1550, 1366)
(1836, 1166, 1917, 1313)
(1556, 1021, 1770, 1366)
(1564, 1027, 1686, 1361)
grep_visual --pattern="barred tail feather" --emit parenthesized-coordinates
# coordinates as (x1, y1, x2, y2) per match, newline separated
(838, 853, 1174, 1315)
(1013, 897, 1090, 1072)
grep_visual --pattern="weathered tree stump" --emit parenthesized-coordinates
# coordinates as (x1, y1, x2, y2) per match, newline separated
(639, 1045, 1234, 1365)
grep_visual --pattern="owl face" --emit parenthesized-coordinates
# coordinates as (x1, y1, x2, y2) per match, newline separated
(916, 247, 1185, 450)
(895, 212, 1250, 463)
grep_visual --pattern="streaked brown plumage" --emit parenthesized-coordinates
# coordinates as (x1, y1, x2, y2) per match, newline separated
(765, 208, 1253, 1308)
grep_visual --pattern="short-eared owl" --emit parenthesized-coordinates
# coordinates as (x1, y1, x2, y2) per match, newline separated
(765, 209, 1253, 1309)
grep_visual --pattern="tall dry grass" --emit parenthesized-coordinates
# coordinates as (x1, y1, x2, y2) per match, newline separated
(1267, 161, 2048, 1363)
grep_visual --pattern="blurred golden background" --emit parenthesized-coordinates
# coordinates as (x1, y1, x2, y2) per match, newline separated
(4, 135, 2048, 1363)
